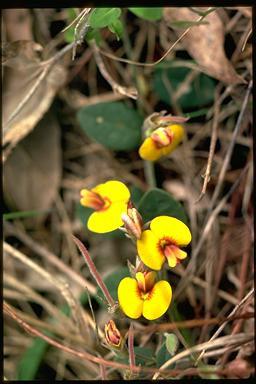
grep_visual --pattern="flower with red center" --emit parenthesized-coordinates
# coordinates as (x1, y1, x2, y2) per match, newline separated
(118, 271, 172, 320)
(137, 216, 192, 270)
(80, 180, 130, 233)
(139, 124, 184, 161)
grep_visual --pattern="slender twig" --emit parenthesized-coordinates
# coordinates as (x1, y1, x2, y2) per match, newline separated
(5, 300, 236, 377)
(152, 332, 253, 380)
(4, 221, 96, 294)
(195, 86, 222, 202)
(174, 162, 250, 299)
(196, 288, 254, 363)
(72, 235, 115, 308)
(98, 8, 216, 68)
(208, 80, 252, 211)
(3, 242, 87, 340)
(92, 42, 138, 100)
(134, 312, 253, 334)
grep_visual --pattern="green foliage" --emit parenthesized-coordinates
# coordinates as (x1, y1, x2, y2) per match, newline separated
(129, 7, 163, 21)
(138, 188, 188, 224)
(63, 8, 77, 43)
(114, 346, 155, 366)
(77, 102, 143, 151)
(88, 8, 121, 28)
(108, 18, 124, 40)
(17, 336, 50, 380)
(3, 209, 50, 220)
(156, 342, 170, 368)
(96, 266, 130, 304)
(165, 333, 179, 356)
(153, 64, 216, 110)
(86, 28, 102, 44)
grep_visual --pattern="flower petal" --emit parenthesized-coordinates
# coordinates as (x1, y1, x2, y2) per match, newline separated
(88, 201, 128, 233)
(137, 230, 165, 270)
(165, 124, 184, 152)
(150, 216, 192, 246)
(93, 180, 130, 203)
(138, 138, 163, 161)
(118, 277, 143, 319)
(142, 281, 172, 320)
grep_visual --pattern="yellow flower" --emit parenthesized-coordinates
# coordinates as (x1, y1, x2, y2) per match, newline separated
(137, 216, 192, 270)
(118, 271, 172, 320)
(80, 180, 130, 233)
(139, 124, 184, 161)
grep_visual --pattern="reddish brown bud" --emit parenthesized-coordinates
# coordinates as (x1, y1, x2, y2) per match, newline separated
(104, 320, 123, 350)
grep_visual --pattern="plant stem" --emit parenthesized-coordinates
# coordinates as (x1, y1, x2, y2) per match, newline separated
(72, 235, 115, 308)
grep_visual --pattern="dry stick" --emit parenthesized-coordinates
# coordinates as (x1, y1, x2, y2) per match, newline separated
(135, 312, 253, 334)
(3, 242, 88, 341)
(4, 221, 95, 294)
(4, 301, 237, 378)
(72, 235, 115, 308)
(128, 322, 136, 371)
(176, 80, 252, 295)
(152, 332, 253, 380)
(92, 42, 138, 100)
(208, 80, 252, 212)
(174, 163, 250, 299)
(195, 86, 222, 203)
(98, 8, 216, 68)
(196, 287, 254, 363)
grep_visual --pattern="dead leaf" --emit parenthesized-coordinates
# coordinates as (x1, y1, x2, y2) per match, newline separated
(163, 7, 245, 85)
(3, 60, 67, 150)
(3, 111, 62, 219)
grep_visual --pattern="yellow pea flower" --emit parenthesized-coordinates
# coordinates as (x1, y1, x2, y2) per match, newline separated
(139, 124, 184, 161)
(137, 216, 192, 270)
(118, 271, 172, 320)
(80, 180, 130, 233)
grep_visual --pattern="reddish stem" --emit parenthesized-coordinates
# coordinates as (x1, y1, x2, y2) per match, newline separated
(72, 235, 115, 308)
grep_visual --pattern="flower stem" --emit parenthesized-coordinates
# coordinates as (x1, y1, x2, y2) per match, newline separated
(72, 235, 115, 308)
(144, 160, 157, 188)
(128, 322, 136, 369)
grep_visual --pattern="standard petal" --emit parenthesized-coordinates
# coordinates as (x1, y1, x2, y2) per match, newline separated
(137, 230, 165, 270)
(150, 216, 192, 246)
(118, 277, 143, 319)
(88, 201, 128, 233)
(142, 281, 172, 320)
(138, 138, 163, 161)
(93, 180, 130, 203)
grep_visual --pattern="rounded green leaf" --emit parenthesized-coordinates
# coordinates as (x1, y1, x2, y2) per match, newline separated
(153, 65, 216, 109)
(138, 188, 188, 224)
(89, 8, 121, 28)
(129, 7, 162, 21)
(77, 102, 143, 151)
(164, 333, 179, 356)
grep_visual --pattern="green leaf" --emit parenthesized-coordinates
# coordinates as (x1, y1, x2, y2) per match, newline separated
(85, 28, 102, 44)
(138, 188, 188, 224)
(165, 333, 179, 356)
(88, 8, 121, 28)
(153, 64, 216, 110)
(96, 266, 130, 305)
(130, 185, 144, 207)
(129, 7, 162, 21)
(108, 18, 123, 40)
(77, 102, 143, 151)
(17, 336, 50, 380)
(156, 342, 170, 368)
(3, 209, 50, 220)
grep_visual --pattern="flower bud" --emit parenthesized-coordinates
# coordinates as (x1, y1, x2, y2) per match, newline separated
(104, 320, 123, 350)
(151, 127, 174, 148)
(121, 205, 143, 240)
